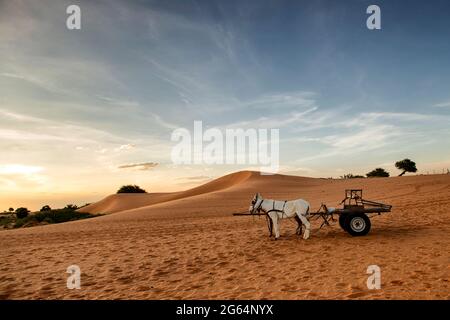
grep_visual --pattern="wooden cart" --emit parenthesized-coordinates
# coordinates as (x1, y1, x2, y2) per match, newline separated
(312, 189, 392, 236)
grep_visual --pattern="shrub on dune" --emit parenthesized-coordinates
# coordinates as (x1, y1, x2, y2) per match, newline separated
(366, 168, 390, 177)
(116, 185, 147, 194)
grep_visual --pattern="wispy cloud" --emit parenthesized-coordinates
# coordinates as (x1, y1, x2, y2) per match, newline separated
(321, 125, 401, 150)
(114, 144, 136, 152)
(118, 162, 159, 170)
(0, 109, 129, 145)
(0, 164, 48, 190)
(291, 110, 446, 164)
(0, 164, 43, 175)
(97, 96, 140, 108)
(344, 112, 437, 126)
(0, 109, 46, 122)
(245, 92, 317, 109)
(225, 105, 319, 129)
(433, 101, 450, 108)
(0, 71, 65, 95)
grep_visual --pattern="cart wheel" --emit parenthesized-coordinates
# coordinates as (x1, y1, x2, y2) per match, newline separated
(338, 214, 348, 231)
(344, 213, 371, 236)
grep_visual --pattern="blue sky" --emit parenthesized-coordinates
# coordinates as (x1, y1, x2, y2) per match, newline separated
(1, 0, 450, 209)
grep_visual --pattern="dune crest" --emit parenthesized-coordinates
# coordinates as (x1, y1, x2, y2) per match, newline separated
(79, 170, 257, 214)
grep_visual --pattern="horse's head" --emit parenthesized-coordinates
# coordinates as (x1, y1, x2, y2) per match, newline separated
(249, 193, 263, 214)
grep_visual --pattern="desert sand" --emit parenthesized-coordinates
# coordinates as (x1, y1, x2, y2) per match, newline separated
(0, 171, 449, 299)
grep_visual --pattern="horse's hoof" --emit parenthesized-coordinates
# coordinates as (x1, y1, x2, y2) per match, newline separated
(303, 230, 310, 239)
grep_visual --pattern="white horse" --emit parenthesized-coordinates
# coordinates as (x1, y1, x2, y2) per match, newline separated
(249, 193, 311, 240)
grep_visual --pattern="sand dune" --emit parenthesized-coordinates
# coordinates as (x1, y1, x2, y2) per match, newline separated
(78, 171, 255, 214)
(1, 171, 449, 299)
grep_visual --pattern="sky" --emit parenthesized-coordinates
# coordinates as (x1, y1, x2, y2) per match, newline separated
(1, 0, 450, 210)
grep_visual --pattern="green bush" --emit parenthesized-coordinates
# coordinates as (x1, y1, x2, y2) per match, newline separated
(0, 215, 14, 227)
(15, 207, 30, 219)
(33, 208, 92, 223)
(14, 218, 26, 228)
(366, 168, 390, 177)
(116, 185, 147, 194)
(43, 217, 53, 224)
(13, 208, 100, 229)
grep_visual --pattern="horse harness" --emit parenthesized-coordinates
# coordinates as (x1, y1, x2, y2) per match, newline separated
(267, 200, 288, 217)
(256, 199, 288, 236)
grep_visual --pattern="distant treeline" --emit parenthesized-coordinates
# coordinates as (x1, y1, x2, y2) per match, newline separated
(0, 205, 99, 230)
(340, 158, 418, 179)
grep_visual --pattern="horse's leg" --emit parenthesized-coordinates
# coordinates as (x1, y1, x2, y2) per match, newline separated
(268, 212, 280, 240)
(275, 217, 281, 239)
(266, 216, 273, 237)
(294, 215, 302, 235)
(298, 214, 311, 240)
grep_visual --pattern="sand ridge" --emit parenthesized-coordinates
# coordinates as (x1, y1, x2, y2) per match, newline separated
(78, 170, 255, 214)
(1, 171, 449, 299)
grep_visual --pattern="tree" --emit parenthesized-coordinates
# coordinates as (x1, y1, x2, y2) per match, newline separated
(395, 159, 417, 176)
(40, 205, 51, 212)
(64, 204, 78, 210)
(117, 185, 147, 194)
(15, 207, 30, 219)
(366, 168, 390, 177)
(8, 208, 14, 213)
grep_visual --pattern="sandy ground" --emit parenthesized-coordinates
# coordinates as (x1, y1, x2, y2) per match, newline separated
(0, 171, 449, 299)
